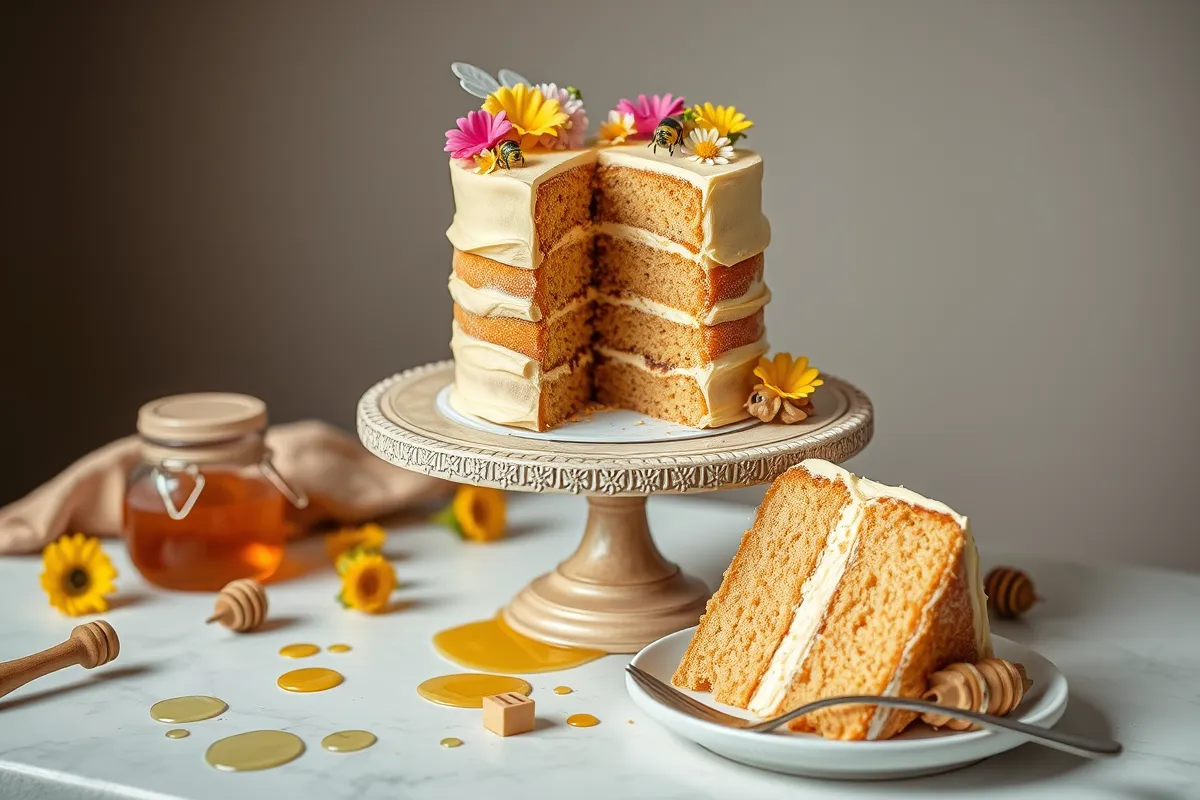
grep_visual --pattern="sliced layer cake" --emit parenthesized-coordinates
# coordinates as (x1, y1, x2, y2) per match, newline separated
(672, 459, 991, 741)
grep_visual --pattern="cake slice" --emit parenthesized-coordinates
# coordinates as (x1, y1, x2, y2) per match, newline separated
(672, 459, 990, 740)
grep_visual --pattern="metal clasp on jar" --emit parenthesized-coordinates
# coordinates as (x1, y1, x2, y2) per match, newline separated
(151, 454, 309, 521)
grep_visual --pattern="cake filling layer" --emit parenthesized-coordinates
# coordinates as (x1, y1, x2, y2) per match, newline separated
(595, 283, 770, 328)
(594, 337, 768, 427)
(449, 280, 592, 323)
(747, 461, 990, 722)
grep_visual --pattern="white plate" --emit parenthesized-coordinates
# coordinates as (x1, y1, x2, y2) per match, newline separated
(627, 628, 1069, 780)
(435, 385, 760, 443)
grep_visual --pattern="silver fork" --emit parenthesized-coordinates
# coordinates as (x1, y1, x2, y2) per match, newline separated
(626, 665, 1121, 759)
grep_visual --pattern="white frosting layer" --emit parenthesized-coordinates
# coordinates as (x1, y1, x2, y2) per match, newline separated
(595, 282, 770, 328)
(595, 337, 768, 428)
(445, 150, 597, 269)
(449, 275, 539, 321)
(446, 144, 770, 270)
(448, 322, 589, 430)
(747, 459, 991, 725)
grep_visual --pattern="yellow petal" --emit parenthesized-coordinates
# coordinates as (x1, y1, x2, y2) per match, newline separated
(784, 356, 810, 388)
(796, 367, 820, 388)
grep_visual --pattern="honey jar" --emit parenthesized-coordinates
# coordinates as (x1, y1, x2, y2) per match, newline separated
(123, 393, 307, 591)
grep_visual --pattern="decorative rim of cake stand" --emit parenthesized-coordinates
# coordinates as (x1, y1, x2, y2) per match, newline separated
(357, 360, 873, 496)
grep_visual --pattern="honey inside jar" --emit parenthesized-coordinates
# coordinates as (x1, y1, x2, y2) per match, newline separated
(123, 393, 305, 592)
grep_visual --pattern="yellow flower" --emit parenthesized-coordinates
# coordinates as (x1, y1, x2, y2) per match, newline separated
(474, 147, 498, 174)
(597, 110, 637, 146)
(753, 353, 824, 400)
(433, 485, 507, 543)
(325, 523, 386, 562)
(337, 549, 396, 613)
(40, 533, 118, 617)
(482, 85, 569, 150)
(691, 103, 754, 142)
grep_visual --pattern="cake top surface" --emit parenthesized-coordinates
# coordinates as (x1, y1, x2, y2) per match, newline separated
(798, 459, 968, 527)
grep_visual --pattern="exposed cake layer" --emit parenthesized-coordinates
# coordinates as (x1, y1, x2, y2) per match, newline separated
(594, 337, 767, 428)
(448, 236, 593, 322)
(449, 322, 592, 431)
(453, 298, 592, 371)
(593, 303, 765, 368)
(595, 144, 770, 267)
(446, 151, 597, 269)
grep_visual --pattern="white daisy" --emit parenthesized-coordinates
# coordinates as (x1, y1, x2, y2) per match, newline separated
(683, 126, 735, 165)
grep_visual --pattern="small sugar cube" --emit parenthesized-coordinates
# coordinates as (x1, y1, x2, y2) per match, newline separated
(482, 692, 535, 737)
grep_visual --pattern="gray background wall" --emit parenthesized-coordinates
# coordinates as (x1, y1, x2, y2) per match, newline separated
(4, 1, 1198, 568)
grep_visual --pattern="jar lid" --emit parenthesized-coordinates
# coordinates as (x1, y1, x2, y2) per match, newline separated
(137, 393, 268, 445)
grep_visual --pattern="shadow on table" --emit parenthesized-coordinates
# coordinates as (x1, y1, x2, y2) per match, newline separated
(0, 664, 155, 713)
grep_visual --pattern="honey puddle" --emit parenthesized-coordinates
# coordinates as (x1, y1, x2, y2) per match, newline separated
(417, 674, 532, 708)
(205, 730, 305, 771)
(278, 667, 344, 693)
(433, 616, 603, 674)
(440, 737, 463, 748)
(165, 729, 190, 739)
(321, 730, 376, 753)
(328, 643, 352, 653)
(567, 714, 600, 728)
(553, 686, 573, 695)
(150, 696, 228, 723)
(279, 643, 320, 659)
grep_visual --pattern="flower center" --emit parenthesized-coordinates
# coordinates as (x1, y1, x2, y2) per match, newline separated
(472, 498, 490, 526)
(358, 571, 379, 599)
(64, 568, 90, 596)
(693, 140, 720, 159)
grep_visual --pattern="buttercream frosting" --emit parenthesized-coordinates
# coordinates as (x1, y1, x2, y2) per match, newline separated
(445, 144, 770, 270)
(448, 322, 590, 430)
(595, 337, 768, 427)
(747, 459, 992, 728)
(595, 282, 770, 328)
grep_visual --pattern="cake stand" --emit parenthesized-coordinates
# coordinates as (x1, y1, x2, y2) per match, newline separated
(357, 361, 873, 653)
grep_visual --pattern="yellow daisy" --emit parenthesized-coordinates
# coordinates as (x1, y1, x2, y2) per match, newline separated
(483, 85, 569, 150)
(324, 523, 387, 563)
(40, 533, 118, 617)
(691, 103, 754, 143)
(753, 353, 824, 400)
(474, 147, 499, 174)
(597, 110, 637, 146)
(337, 549, 396, 613)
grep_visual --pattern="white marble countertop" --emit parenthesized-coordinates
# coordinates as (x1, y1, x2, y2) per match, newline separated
(0, 494, 1197, 800)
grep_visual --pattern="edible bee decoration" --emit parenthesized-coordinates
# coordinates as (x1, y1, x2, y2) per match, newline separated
(649, 116, 685, 156)
(495, 139, 525, 170)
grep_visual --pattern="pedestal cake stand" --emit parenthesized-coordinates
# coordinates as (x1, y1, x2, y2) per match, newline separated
(357, 361, 873, 653)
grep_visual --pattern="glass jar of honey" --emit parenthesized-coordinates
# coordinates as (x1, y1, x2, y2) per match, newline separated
(123, 393, 307, 591)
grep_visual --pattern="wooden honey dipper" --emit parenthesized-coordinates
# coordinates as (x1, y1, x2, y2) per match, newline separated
(206, 578, 268, 632)
(0, 620, 120, 700)
(921, 657, 1033, 731)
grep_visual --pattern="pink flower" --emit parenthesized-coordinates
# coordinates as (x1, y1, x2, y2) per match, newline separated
(615, 93, 686, 137)
(444, 110, 513, 160)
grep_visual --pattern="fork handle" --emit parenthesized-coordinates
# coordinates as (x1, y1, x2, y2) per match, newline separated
(755, 695, 1122, 759)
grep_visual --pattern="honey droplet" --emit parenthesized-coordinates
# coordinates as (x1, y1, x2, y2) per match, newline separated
(416, 674, 532, 708)
(552, 686, 573, 695)
(165, 729, 190, 739)
(440, 737, 463, 748)
(277, 667, 344, 693)
(566, 713, 600, 728)
(321, 730, 376, 753)
(279, 643, 320, 659)
(327, 643, 352, 653)
(150, 696, 228, 724)
(205, 730, 305, 772)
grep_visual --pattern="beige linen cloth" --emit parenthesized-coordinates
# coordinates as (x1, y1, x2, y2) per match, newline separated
(0, 420, 449, 555)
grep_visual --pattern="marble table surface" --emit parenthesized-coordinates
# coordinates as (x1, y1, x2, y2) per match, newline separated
(0, 494, 1197, 800)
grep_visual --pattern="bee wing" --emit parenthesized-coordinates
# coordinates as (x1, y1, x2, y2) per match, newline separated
(451, 62, 502, 99)
(498, 69, 533, 88)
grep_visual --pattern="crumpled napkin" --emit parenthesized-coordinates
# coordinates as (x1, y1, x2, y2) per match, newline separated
(0, 420, 449, 555)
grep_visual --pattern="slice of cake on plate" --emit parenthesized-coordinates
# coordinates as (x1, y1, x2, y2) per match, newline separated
(672, 459, 991, 741)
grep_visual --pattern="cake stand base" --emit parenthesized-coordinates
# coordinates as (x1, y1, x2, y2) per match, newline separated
(501, 496, 709, 653)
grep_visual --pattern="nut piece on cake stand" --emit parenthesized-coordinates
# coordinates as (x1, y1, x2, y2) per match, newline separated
(357, 361, 873, 653)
